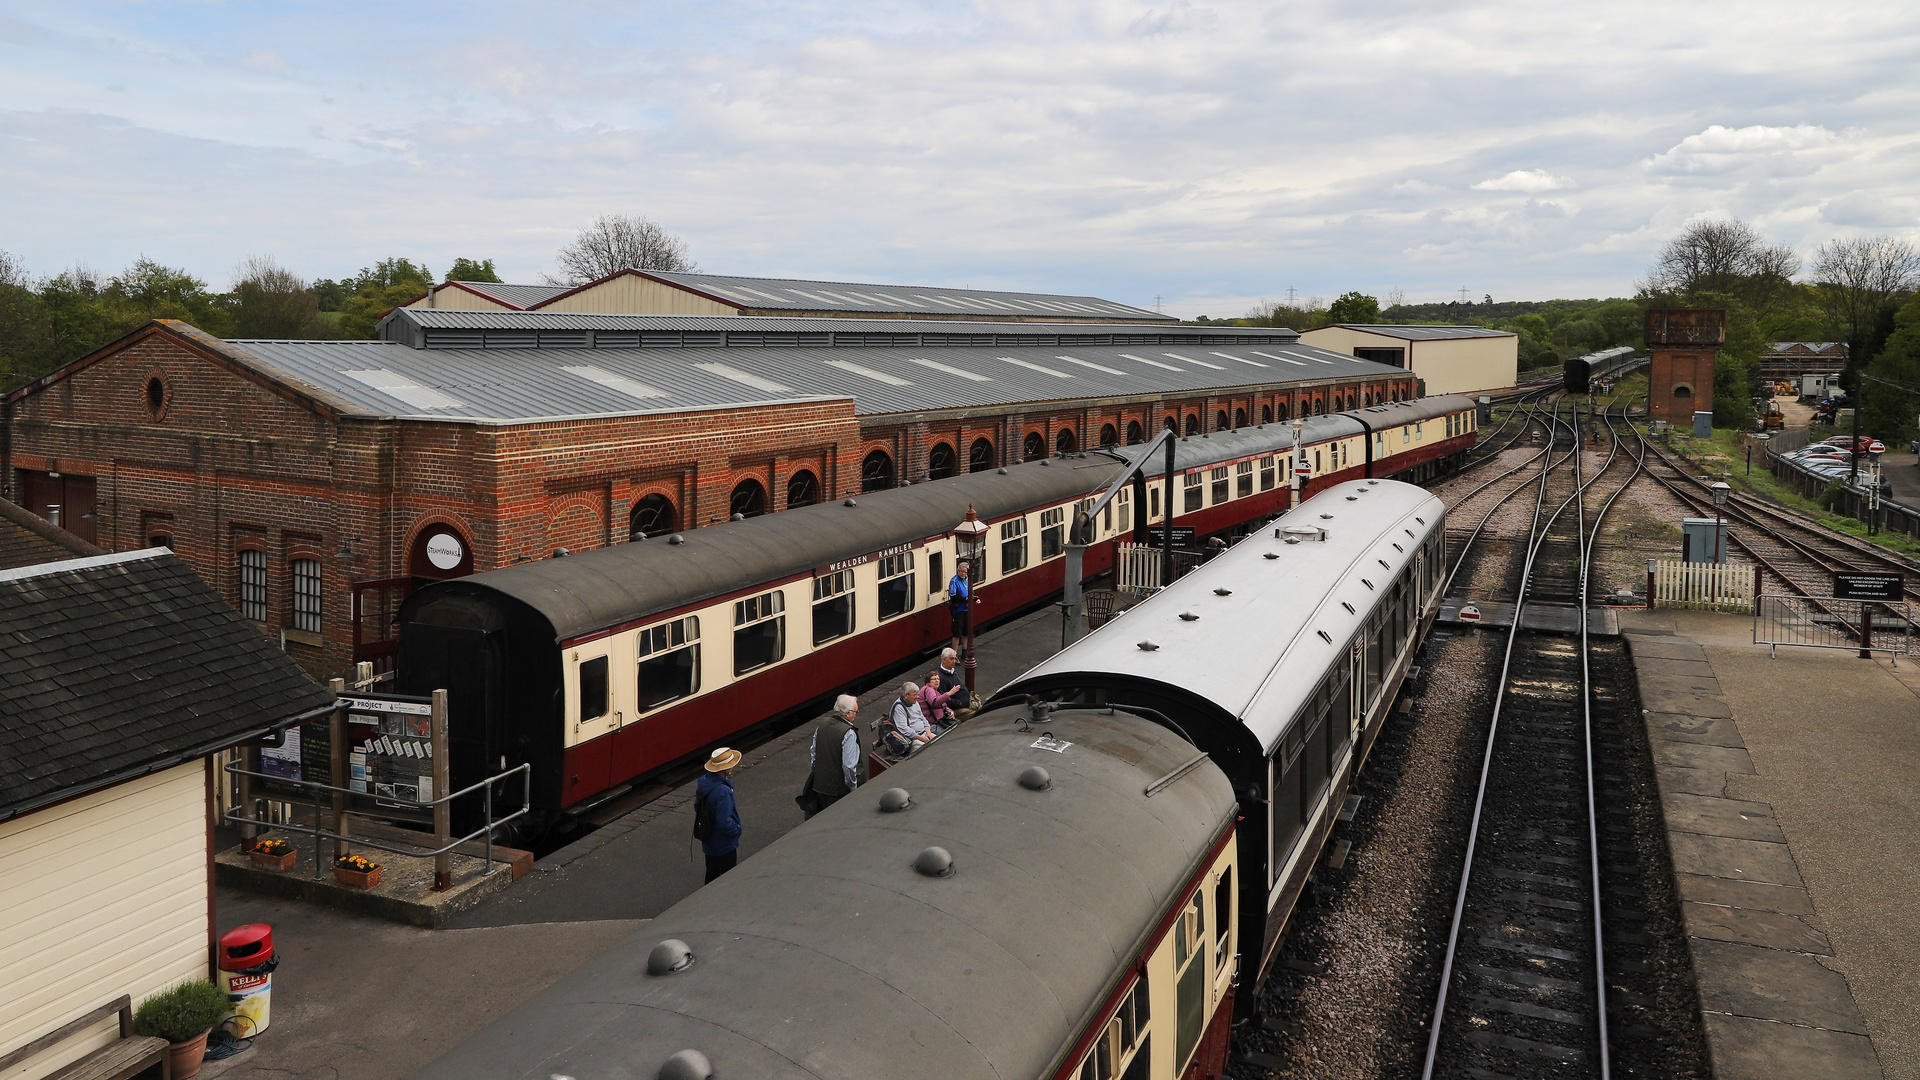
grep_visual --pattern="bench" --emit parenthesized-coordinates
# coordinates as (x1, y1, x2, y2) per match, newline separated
(0, 995, 172, 1080)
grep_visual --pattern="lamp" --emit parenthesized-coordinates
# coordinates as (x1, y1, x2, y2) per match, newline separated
(950, 505, 992, 692)
(1710, 481, 1731, 564)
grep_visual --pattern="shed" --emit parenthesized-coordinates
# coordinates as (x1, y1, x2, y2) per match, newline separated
(1299, 324, 1519, 394)
(0, 548, 336, 1080)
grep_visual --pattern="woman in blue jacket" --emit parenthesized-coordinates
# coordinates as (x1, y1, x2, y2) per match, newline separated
(697, 747, 743, 882)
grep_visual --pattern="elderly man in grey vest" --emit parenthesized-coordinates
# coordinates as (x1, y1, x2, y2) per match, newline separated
(804, 694, 865, 819)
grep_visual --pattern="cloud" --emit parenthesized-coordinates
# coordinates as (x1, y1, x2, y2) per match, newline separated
(1646, 123, 1842, 175)
(1472, 168, 1572, 193)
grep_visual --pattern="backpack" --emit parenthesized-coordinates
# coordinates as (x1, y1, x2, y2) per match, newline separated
(693, 785, 714, 842)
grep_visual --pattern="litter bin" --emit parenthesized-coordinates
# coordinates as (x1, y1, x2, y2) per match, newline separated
(218, 924, 279, 1037)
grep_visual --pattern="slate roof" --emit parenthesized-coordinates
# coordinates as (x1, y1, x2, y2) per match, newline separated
(0, 548, 338, 821)
(1325, 324, 1516, 340)
(0, 497, 101, 571)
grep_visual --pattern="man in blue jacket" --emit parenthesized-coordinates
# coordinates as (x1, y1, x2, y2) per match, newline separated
(697, 747, 743, 882)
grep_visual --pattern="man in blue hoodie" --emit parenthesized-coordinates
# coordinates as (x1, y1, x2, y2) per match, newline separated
(697, 747, 743, 882)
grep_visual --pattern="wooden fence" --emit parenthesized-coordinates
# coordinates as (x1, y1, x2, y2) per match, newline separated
(1649, 559, 1759, 613)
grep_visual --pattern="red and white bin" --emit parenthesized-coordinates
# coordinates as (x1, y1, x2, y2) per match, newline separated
(218, 924, 279, 1037)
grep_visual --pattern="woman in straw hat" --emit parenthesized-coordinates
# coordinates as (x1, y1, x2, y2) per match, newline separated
(696, 747, 743, 882)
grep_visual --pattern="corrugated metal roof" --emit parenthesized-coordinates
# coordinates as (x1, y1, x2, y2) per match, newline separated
(448, 281, 571, 308)
(1325, 324, 1515, 340)
(640, 270, 1175, 321)
(383, 308, 1272, 339)
(226, 336, 1406, 424)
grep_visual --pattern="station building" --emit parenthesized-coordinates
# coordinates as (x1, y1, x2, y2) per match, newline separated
(1298, 324, 1519, 395)
(1759, 341, 1847, 382)
(3, 304, 1413, 680)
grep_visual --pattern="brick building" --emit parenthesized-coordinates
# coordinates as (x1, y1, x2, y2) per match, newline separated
(1644, 307, 1726, 425)
(3, 310, 1412, 679)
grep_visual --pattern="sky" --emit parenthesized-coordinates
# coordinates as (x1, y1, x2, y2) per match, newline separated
(1, 1, 1916, 320)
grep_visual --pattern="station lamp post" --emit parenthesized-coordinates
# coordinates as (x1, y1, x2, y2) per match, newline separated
(951, 505, 991, 692)
(1867, 447, 1884, 535)
(1710, 481, 1731, 565)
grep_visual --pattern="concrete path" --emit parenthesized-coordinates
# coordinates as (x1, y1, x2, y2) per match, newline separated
(1623, 609, 1918, 1079)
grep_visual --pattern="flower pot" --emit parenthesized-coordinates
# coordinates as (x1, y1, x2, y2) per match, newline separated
(168, 1030, 211, 1079)
(250, 848, 297, 872)
(332, 865, 382, 889)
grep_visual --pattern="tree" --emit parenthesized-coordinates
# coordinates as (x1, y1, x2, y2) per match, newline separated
(1860, 292, 1920, 447)
(1645, 219, 1784, 300)
(445, 257, 503, 283)
(1242, 298, 1330, 331)
(227, 256, 330, 339)
(1326, 291, 1380, 324)
(1813, 236, 1920, 366)
(549, 214, 696, 285)
(0, 250, 53, 388)
(335, 258, 434, 339)
(103, 257, 230, 337)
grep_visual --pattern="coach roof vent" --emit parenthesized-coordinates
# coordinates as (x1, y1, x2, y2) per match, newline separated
(658, 1048, 712, 1080)
(646, 939, 695, 975)
(915, 846, 955, 877)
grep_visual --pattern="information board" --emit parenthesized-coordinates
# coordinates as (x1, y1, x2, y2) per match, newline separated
(1833, 573, 1903, 601)
(1146, 526, 1197, 547)
(339, 694, 437, 820)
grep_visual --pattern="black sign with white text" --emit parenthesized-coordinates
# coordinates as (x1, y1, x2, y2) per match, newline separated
(1833, 573, 1903, 601)
(1147, 526, 1197, 547)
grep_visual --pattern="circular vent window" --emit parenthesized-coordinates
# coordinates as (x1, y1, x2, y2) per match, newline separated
(145, 376, 167, 417)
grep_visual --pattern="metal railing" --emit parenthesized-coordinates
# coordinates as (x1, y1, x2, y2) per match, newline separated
(1648, 559, 1759, 614)
(1753, 594, 1913, 662)
(224, 761, 531, 880)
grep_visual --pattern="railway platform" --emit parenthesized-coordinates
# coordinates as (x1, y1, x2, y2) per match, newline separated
(197, 602, 1070, 1080)
(1620, 607, 1917, 1080)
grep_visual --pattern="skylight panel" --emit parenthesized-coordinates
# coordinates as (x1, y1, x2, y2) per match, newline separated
(824, 359, 913, 386)
(1000, 357, 1073, 378)
(906, 357, 993, 382)
(1249, 351, 1309, 367)
(785, 290, 842, 306)
(1212, 352, 1268, 367)
(693, 362, 795, 394)
(339, 369, 467, 410)
(1054, 355, 1126, 375)
(1119, 353, 1183, 372)
(918, 295, 967, 309)
(561, 365, 668, 400)
(1163, 352, 1224, 370)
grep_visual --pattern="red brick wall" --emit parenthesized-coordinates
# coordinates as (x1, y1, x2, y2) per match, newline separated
(1649, 347, 1716, 425)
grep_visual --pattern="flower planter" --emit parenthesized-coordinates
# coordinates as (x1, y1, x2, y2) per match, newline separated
(332, 865, 382, 889)
(168, 1030, 211, 1079)
(249, 848, 297, 872)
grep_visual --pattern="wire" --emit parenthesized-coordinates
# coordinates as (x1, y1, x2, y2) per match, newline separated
(202, 1016, 256, 1061)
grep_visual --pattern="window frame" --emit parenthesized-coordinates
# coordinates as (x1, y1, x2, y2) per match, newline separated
(878, 551, 916, 620)
(1210, 466, 1229, 505)
(811, 569, 857, 646)
(1000, 517, 1029, 574)
(1183, 471, 1203, 513)
(1040, 507, 1065, 560)
(732, 590, 787, 675)
(290, 557, 322, 634)
(637, 615, 702, 713)
(238, 547, 268, 623)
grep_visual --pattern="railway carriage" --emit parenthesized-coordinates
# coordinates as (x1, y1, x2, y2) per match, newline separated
(395, 398, 1475, 832)
(1562, 346, 1641, 395)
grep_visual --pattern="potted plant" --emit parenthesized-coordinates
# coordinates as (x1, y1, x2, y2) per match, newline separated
(332, 853, 383, 889)
(248, 837, 296, 871)
(133, 979, 228, 1079)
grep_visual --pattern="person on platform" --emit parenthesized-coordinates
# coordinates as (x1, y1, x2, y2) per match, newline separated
(697, 747, 743, 882)
(947, 560, 975, 655)
(920, 672, 957, 732)
(888, 682, 936, 751)
(935, 647, 974, 717)
(805, 695, 864, 818)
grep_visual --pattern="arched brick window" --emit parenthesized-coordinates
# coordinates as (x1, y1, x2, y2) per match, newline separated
(1100, 423, 1118, 447)
(861, 449, 895, 492)
(238, 547, 267, 622)
(630, 494, 676, 539)
(1126, 420, 1144, 445)
(1262, 404, 1274, 423)
(969, 438, 995, 472)
(1024, 432, 1046, 461)
(1184, 413, 1199, 436)
(928, 443, 958, 479)
(730, 478, 768, 518)
(1055, 428, 1076, 455)
(1216, 409, 1229, 431)
(786, 470, 820, 508)
(1234, 407, 1247, 428)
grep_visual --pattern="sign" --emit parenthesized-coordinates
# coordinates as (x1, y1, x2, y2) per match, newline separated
(821, 542, 910, 576)
(424, 532, 464, 570)
(1146, 526, 1197, 547)
(340, 692, 439, 819)
(1834, 573, 1903, 601)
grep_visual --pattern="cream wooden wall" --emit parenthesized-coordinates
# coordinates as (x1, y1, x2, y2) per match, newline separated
(0, 763, 209, 1080)
(404, 285, 516, 311)
(539, 275, 737, 316)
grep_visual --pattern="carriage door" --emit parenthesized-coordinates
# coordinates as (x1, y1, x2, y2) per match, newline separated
(1350, 640, 1365, 744)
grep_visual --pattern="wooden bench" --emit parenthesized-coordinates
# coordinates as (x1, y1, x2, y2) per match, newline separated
(0, 995, 171, 1080)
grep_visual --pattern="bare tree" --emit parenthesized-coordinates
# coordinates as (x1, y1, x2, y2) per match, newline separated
(1384, 286, 1406, 310)
(1644, 218, 1768, 298)
(549, 214, 697, 285)
(229, 256, 329, 339)
(1813, 236, 1920, 352)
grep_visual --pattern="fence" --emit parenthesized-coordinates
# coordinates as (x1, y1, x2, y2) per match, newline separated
(1649, 559, 1759, 613)
(1116, 543, 1165, 593)
(1766, 444, 1920, 539)
(1753, 594, 1913, 661)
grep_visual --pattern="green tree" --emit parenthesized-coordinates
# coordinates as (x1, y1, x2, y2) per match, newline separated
(444, 257, 502, 283)
(336, 258, 434, 339)
(226, 256, 330, 339)
(102, 257, 230, 337)
(0, 250, 53, 388)
(1326, 291, 1380, 324)
(1860, 292, 1920, 447)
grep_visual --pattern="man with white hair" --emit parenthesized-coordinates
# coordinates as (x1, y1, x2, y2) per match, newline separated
(803, 694, 864, 818)
(934, 647, 974, 717)
(882, 681, 936, 755)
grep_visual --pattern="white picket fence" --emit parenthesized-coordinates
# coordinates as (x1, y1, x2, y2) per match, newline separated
(1116, 542, 1164, 593)
(1649, 559, 1758, 613)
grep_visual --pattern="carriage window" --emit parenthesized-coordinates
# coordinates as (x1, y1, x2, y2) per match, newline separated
(1001, 518, 1028, 573)
(578, 656, 609, 724)
(1259, 456, 1275, 491)
(927, 551, 944, 595)
(1078, 976, 1151, 1080)
(1041, 507, 1065, 560)
(733, 591, 786, 674)
(637, 616, 700, 711)
(1183, 471, 1203, 513)
(878, 551, 915, 620)
(1402, 425, 1410, 444)
(1149, 486, 1160, 521)
(1416, 421, 1424, 440)
(1118, 487, 1132, 533)
(1236, 460, 1253, 498)
(1214, 867, 1233, 968)
(1175, 890, 1206, 1071)
(812, 570, 856, 645)
(1210, 466, 1229, 505)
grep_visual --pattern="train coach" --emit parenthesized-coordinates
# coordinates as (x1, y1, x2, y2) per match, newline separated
(991, 478, 1448, 998)
(1562, 345, 1641, 395)
(394, 397, 1474, 834)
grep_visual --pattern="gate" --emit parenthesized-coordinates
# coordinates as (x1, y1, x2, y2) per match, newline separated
(1649, 559, 1759, 613)
(1116, 543, 1165, 593)
(1753, 594, 1913, 661)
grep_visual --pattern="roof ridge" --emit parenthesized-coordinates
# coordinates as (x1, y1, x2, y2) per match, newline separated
(0, 546, 167, 584)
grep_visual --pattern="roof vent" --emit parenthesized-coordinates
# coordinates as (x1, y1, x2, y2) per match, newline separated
(552, 547, 571, 558)
(658, 1049, 713, 1080)
(1137, 640, 1160, 651)
(878, 787, 912, 812)
(1317, 630, 1333, 643)
(667, 534, 686, 545)
(1263, 552, 1279, 560)
(1368, 479, 1380, 485)
(843, 498, 857, 507)
(998, 467, 1008, 474)
(1179, 611, 1199, 622)
(1041, 459, 1051, 466)
(647, 939, 695, 976)
(1019, 765, 1052, 790)
(1320, 513, 1334, 520)
(1415, 516, 1426, 524)
(1213, 587, 1232, 596)
(1345, 495, 1358, 501)
(1278, 524, 1324, 543)
(731, 512, 747, 521)
(915, 846, 955, 877)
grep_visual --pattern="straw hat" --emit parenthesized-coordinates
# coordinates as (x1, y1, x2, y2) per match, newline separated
(705, 747, 742, 772)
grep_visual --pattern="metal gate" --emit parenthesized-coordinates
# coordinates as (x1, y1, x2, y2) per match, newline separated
(1116, 543, 1164, 593)
(1649, 559, 1759, 613)
(1753, 594, 1913, 661)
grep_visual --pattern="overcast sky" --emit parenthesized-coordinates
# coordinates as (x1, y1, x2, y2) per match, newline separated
(2, 2, 1916, 318)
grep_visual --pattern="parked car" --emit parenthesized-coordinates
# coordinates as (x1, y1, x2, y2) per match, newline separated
(1824, 436, 1885, 454)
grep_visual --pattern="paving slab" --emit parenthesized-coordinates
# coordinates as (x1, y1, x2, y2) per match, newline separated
(1702, 1013, 1883, 1080)
(1638, 685, 1735, 717)
(1638, 670, 1725, 697)
(1656, 765, 1730, 797)
(1646, 712, 1747, 747)
(1633, 655, 1719, 678)
(1622, 633, 1711, 662)
(1652, 740, 1755, 774)
(1661, 792, 1786, 842)
(1685, 901, 1834, 955)
(1668, 832, 1805, 888)
(1692, 938, 1869, 1034)
(1676, 873, 1816, 916)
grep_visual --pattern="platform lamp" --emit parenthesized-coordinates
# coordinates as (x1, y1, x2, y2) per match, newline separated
(951, 505, 992, 692)
(1710, 481, 1731, 565)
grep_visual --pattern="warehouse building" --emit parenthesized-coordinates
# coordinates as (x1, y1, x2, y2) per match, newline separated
(1759, 342, 1847, 382)
(406, 270, 1175, 324)
(3, 309, 1413, 678)
(1298, 324, 1518, 395)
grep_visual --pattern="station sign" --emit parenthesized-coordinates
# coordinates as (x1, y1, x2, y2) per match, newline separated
(1833, 572, 1903, 601)
(257, 692, 439, 823)
(819, 542, 911, 577)
(1146, 526, 1197, 547)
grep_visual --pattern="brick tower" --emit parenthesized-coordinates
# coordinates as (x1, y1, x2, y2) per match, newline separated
(1644, 308, 1725, 426)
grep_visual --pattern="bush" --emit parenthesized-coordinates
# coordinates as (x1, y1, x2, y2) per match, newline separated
(1818, 483, 1848, 512)
(133, 980, 228, 1043)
